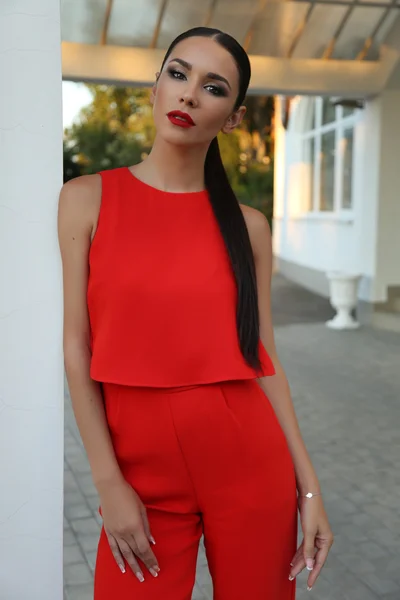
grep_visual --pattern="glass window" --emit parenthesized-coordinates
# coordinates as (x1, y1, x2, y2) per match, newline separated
(343, 105, 355, 118)
(298, 96, 356, 215)
(322, 98, 336, 125)
(319, 131, 335, 211)
(342, 128, 353, 209)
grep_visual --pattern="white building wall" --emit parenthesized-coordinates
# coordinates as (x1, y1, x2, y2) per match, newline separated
(0, 2, 64, 599)
(273, 92, 399, 306)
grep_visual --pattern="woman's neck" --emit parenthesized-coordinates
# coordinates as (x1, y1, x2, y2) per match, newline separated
(133, 136, 208, 193)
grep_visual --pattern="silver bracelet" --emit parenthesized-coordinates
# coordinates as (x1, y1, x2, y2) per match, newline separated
(301, 492, 322, 499)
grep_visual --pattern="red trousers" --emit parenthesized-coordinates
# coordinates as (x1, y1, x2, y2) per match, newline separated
(94, 379, 297, 599)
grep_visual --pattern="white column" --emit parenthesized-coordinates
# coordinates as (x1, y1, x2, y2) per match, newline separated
(374, 90, 400, 299)
(0, 2, 64, 599)
(358, 89, 400, 303)
(272, 96, 288, 260)
(355, 97, 381, 302)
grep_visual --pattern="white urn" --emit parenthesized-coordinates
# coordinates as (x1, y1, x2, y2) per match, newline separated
(326, 272, 361, 330)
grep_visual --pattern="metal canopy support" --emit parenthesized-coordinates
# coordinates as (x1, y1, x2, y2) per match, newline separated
(321, 0, 359, 59)
(150, 0, 170, 49)
(62, 41, 399, 97)
(100, 0, 114, 45)
(357, 0, 398, 59)
(243, 0, 269, 52)
(286, 1, 316, 58)
(291, 0, 400, 8)
(204, 0, 219, 27)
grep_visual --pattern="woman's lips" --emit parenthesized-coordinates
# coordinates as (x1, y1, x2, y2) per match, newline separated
(167, 111, 195, 128)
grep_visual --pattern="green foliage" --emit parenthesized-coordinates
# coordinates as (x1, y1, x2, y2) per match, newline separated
(66, 120, 144, 174)
(218, 130, 242, 187)
(236, 161, 274, 223)
(63, 86, 153, 178)
(218, 130, 274, 223)
(63, 139, 82, 183)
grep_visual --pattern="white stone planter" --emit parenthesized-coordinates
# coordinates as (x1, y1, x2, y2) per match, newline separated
(326, 272, 361, 330)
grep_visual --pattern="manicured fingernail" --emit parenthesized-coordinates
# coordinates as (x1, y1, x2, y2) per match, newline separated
(289, 575, 295, 581)
(306, 559, 314, 571)
(150, 568, 158, 577)
(154, 565, 161, 572)
(150, 536, 156, 545)
(119, 564, 125, 574)
(136, 572, 144, 582)
(307, 586, 313, 591)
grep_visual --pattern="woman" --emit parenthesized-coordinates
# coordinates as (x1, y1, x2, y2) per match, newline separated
(58, 26, 333, 600)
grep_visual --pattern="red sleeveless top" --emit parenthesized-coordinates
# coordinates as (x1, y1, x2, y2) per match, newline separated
(87, 167, 275, 387)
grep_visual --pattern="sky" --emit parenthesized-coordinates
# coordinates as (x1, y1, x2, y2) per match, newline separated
(62, 81, 92, 128)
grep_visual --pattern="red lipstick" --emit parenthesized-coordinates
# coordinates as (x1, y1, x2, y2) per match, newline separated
(167, 111, 195, 128)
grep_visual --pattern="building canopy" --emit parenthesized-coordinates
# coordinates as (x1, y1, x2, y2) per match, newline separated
(61, 0, 400, 96)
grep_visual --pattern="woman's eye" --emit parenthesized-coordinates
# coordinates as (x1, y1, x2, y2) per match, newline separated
(167, 69, 227, 97)
(168, 68, 185, 80)
(205, 84, 227, 97)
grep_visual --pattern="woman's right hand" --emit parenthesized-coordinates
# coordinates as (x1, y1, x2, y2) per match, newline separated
(97, 477, 160, 582)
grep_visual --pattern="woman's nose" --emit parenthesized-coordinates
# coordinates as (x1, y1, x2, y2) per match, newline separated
(179, 90, 198, 108)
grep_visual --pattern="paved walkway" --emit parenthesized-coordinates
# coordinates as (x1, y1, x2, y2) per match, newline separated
(64, 275, 400, 600)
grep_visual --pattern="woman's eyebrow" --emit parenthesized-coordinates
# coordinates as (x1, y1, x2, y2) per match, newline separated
(168, 57, 232, 90)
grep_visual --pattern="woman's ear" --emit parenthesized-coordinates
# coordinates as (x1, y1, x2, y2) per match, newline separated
(221, 106, 246, 134)
(150, 72, 160, 105)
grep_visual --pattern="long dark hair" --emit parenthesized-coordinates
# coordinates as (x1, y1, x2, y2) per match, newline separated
(160, 27, 262, 372)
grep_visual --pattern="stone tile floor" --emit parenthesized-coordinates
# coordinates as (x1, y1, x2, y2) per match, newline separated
(64, 275, 400, 599)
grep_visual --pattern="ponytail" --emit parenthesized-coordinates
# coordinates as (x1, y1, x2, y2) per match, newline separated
(160, 27, 260, 370)
(205, 137, 262, 372)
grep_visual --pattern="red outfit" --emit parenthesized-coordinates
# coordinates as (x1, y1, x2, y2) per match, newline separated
(87, 167, 275, 386)
(88, 167, 297, 599)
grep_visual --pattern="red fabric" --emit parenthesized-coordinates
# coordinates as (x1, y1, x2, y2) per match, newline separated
(87, 167, 275, 386)
(94, 380, 297, 599)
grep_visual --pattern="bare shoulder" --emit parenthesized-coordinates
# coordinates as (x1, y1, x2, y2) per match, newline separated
(58, 174, 102, 240)
(239, 203, 272, 259)
(59, 174, 102, 213)
(239, 203, 269, 231)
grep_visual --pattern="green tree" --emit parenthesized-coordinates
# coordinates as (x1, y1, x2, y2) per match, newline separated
(63, 139, 83, 183)
(63, 85, 154, 178)
(243, 95, 275, 158)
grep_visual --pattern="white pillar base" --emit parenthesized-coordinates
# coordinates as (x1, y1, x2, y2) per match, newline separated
(326, 312, 361, 330)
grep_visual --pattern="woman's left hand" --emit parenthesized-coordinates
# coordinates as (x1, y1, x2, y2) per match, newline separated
(289, 494, 334, 591)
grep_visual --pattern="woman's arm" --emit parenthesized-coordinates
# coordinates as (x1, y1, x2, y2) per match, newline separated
(58, 175, 122, 488)
(242, 205, 333, 590)
(58, 176, 160, 581)
(257, 227, 320, 491)
(241, 205, 319, 493)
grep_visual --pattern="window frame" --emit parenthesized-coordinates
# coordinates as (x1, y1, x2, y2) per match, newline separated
(301, 97, 359, 218)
